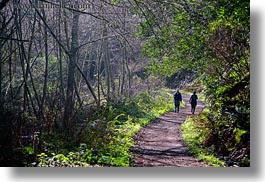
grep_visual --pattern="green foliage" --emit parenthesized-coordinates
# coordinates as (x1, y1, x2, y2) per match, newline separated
(181, 105, 249, 167)
(233, 128, 247, 144)
(181, 111, 226, 167)
(134, 90, 174, 117)
(34, 89, 173, 167)
(22, 147, 34, 155)
(36, 150, 92, 167)
(135, 0, 250, 167)
(110, 0, 119, 6)
(139, 1, 212, 77)
(81, 89, 173, 166)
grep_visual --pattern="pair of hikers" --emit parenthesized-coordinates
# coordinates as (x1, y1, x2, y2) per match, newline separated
(173, 89, 198, 114)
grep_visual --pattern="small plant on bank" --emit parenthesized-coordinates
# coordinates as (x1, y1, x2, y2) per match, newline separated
(181, 109, 226, 167)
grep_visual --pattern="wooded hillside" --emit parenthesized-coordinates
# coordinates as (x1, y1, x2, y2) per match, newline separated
(0, 0, 249, 167)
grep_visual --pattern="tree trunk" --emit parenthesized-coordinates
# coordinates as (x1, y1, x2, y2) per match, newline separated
(63, 8, 79, 133)
(41, 9, 49, 113)
(102, 23, 111, 100)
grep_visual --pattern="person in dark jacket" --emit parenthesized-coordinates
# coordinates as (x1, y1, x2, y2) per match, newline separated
(189, 91, 198, 114)
(173, 89, 182, 113)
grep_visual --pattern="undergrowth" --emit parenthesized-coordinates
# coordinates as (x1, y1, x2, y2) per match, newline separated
(181, 109, 226, 167)
(33, 89, 174, 167)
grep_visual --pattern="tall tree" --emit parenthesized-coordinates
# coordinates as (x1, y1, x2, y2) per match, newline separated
(63, 5, 80, 132)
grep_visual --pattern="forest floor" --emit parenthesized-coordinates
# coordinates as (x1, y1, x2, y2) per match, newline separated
(131, 94, 210, 167)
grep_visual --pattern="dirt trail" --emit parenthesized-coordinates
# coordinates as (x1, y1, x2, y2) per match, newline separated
(131, 94, 209, 167)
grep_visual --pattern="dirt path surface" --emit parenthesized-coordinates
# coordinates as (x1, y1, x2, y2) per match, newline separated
(131, 94, 209, 167)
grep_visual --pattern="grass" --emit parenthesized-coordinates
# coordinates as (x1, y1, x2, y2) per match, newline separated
(181, 112, 226, 167)
(181, 88, 226, 167)
(34, 88, 175, 167)
(99, 89, 176, 166)
(35, 88, 225, 167)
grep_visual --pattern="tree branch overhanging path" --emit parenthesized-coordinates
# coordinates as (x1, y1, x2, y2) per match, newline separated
(131, 94, 209, 167)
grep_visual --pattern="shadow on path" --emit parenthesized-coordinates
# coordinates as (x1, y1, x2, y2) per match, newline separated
(131, 94, 209, 167)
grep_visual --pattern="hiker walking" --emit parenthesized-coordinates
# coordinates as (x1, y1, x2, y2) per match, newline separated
(189, 91, 198, 114)
(173, 89, 182, 113)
